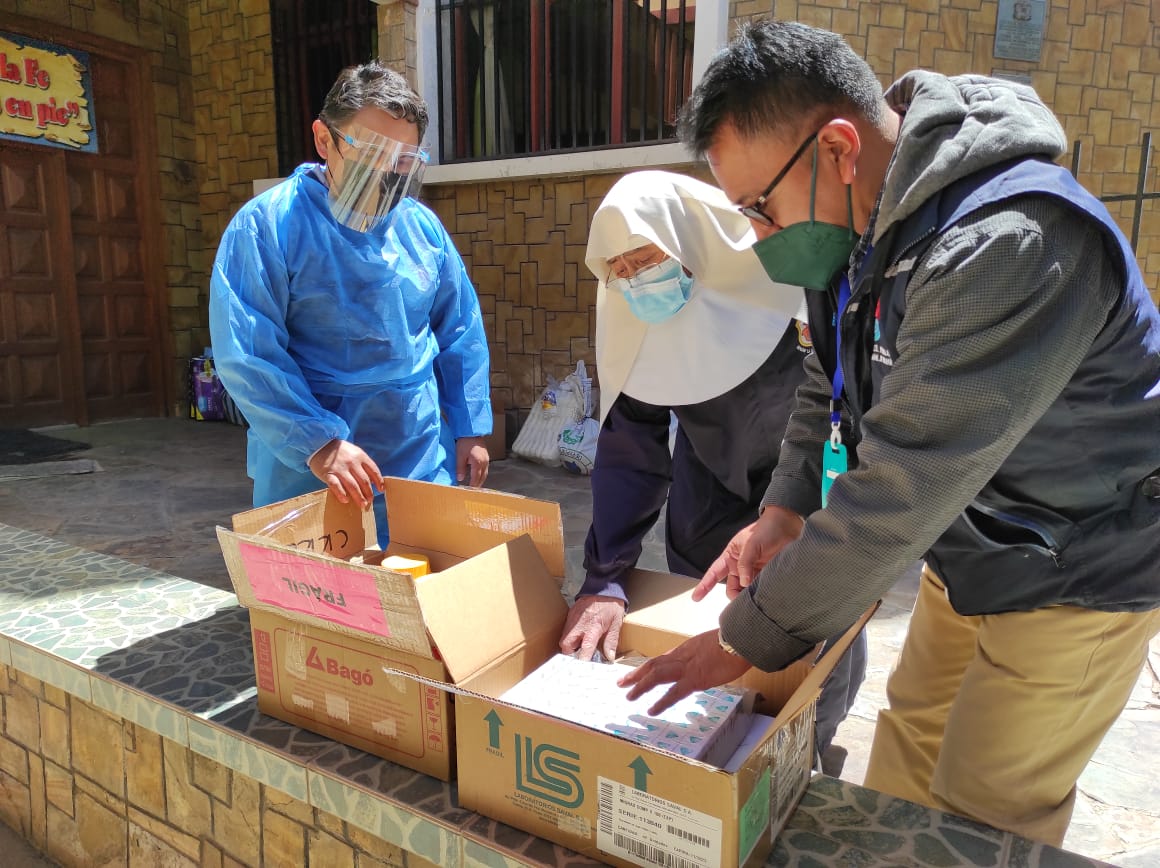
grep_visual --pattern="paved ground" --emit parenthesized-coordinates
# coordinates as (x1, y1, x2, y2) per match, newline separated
(0, 417, 1157, 865)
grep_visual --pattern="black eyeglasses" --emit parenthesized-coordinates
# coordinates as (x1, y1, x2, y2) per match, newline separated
(738, 130, 819, 226)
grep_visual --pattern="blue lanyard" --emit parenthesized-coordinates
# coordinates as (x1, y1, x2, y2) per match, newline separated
(830, 273, 852, 448)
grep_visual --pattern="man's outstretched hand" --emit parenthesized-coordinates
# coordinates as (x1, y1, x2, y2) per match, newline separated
(694, 506, 805, 601)
(617, 629, 752, 716)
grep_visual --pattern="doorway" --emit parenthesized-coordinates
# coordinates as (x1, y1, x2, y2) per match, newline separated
(1, 41, 168, 427)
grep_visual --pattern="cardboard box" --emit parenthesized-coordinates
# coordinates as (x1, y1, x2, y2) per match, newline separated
(484, 404, 507, 461)
(216, 478, 566, 780)
(391, 567, 873, 868)
(498, 653, 754, 766)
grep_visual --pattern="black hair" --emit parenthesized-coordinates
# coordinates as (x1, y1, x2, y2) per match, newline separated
(678, 19, 884, 157)
(319, 60, 429, 142)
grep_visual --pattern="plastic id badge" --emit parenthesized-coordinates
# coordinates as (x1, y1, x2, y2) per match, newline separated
(821, 442, 847, 508)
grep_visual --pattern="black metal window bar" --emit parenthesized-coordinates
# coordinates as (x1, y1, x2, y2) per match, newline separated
(434, 0, 695, 163)
(1070, 132, 1156, 254)
(271, 0, 379, 177)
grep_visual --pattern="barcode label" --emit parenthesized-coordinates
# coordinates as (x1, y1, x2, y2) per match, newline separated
(596, 776, 721, 868)
(667, 825, 710, 848)
(613, 833, 703, 868)
(598, 780, 614, 837)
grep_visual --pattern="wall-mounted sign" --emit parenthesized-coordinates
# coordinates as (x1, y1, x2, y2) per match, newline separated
(0, 31, 97, 152)
(993, 0, 1046, 63)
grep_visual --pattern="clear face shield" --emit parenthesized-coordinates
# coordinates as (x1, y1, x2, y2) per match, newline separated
(326, 123, 429, 232)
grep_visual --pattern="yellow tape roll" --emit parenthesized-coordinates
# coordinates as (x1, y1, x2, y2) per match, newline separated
(381, 552, 430, 579)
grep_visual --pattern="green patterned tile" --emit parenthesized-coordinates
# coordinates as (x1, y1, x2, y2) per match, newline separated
(457, 815, 600, 867)
(9, 642, 91, 700)
(462, 840, 535, 868)
(188, 717, 308, 802)
(89, 675, 188, 744)
(308, 769, 459, 866)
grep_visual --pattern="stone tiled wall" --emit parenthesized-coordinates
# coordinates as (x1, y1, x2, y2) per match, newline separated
(378, 0, 419, 86)
(0, 665, 435, 868)
(424, 176, 613, 417)
(729, 0, 1160, 304)
(187, 0, 278, 375)
(8, 0, 202, 412)
(426, 171, 718, 421)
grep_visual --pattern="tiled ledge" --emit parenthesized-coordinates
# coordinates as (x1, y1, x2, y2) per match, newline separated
(0, 523, 594, 867)
(0, 523, 1112, 868)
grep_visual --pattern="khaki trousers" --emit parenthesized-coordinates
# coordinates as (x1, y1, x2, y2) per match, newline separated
(864, 565, 1160, 846)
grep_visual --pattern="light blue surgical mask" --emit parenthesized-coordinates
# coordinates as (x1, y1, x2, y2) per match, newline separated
(607, 258, 693, 324)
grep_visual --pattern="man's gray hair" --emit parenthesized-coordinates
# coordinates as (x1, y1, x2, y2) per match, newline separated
(678, 20, 884, 157)
(320, 60, 429, 142)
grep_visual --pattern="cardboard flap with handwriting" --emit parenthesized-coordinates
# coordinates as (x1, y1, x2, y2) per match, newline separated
(382, 477, 566, 582)
(230, 488, 376, 557)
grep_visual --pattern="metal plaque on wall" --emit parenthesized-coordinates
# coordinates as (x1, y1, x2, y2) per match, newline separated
(994, 0, 1047, 63)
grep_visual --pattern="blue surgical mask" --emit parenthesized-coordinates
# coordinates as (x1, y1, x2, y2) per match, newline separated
(608, 258, 693, 324)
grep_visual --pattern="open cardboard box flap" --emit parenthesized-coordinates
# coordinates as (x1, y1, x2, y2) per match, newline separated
(382, 477, 566, 583)
(388, 563, 877, 735)
(217, 524, 438, 657)
(218, 479, 568, 674)
(770, 600, 877, 727)
(413, 533, 568, 683)
(619, 568, 877, 717)
(230, 487, 376, 557)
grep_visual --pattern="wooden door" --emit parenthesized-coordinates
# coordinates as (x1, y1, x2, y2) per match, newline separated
(0, 143, 82, 426)
(70, 52, 165, 423)
(0, 45, 165, 427)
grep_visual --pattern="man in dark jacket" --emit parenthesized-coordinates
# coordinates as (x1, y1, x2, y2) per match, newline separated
(621, 20, 1160, 846)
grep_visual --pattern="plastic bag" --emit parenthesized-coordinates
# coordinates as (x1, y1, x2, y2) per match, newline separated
(511, 372, 583, 466)
(189, 349, 225, 421)
(558, 361, 599, 475)
(559, 416, 599, 474)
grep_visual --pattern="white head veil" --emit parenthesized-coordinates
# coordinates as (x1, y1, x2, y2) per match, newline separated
(585, 171, 806, 423)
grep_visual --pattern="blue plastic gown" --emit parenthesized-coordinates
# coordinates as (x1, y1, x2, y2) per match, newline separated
(209, 164, 491, 546)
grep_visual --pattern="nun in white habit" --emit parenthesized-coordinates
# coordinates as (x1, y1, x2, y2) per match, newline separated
(561, 170, 867, 762)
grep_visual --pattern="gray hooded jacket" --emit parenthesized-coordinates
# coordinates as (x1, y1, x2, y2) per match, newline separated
(721, 72, 1160, 671)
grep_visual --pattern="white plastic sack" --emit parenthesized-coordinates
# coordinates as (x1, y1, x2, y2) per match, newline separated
(511, 375, 582, 466)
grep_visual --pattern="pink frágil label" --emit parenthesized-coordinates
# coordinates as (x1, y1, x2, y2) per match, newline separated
(238, 541, 391, 637)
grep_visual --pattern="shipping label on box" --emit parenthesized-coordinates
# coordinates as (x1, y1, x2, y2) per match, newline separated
(596, 777, 727, 867)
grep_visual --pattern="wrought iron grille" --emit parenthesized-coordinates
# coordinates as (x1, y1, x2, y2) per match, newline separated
(434, 0, 695, 163)
(1071, 132, 1156, 254)
(271, 0, 379, 176)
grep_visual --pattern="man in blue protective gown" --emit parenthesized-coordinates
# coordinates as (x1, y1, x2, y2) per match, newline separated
(210, 61, 491, 546)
